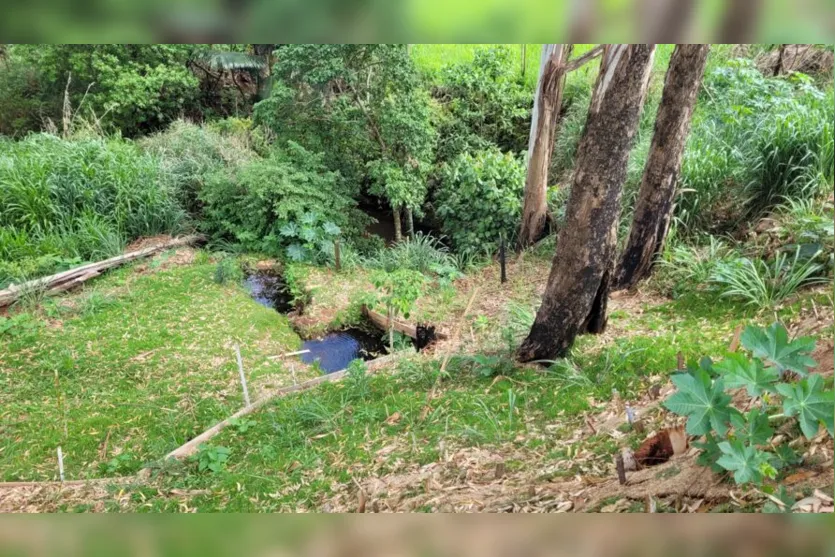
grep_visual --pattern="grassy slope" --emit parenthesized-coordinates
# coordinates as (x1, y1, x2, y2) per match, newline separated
(0, 250, 305, 482)
(3, 247, 827, 511)
(118, 258, 831, 512)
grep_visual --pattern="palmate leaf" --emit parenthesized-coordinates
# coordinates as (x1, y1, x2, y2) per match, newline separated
(729, 408, 773, 446)
(279, 222, 299, 238)
(286, 244, 307, 262)
(664, 369, 733, 436)
(740, 323, 816, 376)
(716, 439, 774, 485)
(776, 374, 835, 439)
(714, 353, 779, 397)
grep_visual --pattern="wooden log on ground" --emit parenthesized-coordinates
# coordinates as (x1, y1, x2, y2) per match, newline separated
(361, 305, 448, 340)
(0, 235, 204, 307)
(155, 353, 403, 463)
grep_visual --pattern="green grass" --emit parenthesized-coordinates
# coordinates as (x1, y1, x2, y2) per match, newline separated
(0, 253, 304, 482)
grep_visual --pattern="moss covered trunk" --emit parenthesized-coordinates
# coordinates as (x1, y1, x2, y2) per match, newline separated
(518, 44, 656, 362)
(614, 44, 710, 291)
(518, 44, 572, 249)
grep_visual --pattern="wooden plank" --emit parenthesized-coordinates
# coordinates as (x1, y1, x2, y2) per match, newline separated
(361, 305, 447, 340)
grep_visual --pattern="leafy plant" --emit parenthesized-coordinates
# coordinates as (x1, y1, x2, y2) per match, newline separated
(663, 323, 834, 501)
(199, 141, 361, 259)
(228, 418, 257, 434)
(435, 148, 525, 253)
(194, 444, 231, 473)
(370, 269, 425, 351)
(344, 359, 371, 401)
(711, 248, 828, 310)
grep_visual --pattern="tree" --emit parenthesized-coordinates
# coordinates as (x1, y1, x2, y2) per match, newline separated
(614, 44, 710, 290)
(518, 44, 572, 248)
(254, 45, 436, 242)
(517, 44, 656, 362)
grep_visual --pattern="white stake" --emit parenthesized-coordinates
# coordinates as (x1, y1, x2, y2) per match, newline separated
(235, 345, 251, 407)
(57, 446, 65, 482)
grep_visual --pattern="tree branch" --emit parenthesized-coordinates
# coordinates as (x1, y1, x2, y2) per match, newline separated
(565, 44, 605, 73)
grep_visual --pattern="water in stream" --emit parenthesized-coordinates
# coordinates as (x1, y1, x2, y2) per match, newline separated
(243, 270, 387, 373)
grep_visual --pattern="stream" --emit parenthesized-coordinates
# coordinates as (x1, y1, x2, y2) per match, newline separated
(243, 270, 386, 373)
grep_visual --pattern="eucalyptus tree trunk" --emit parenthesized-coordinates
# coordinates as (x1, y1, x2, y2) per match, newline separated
(518, 44, 656, 362)
(614, 44, 710, 291)
(518, 44, 573, 249)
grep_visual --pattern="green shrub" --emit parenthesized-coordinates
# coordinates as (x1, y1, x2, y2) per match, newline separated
(199, 141, 362, 259)
(434, 148, 525, 253)
(213, 256, 243, 285)
(433, 46, 531, 162)
(676, 60, 833, 233)
(140, 120, 255, 215)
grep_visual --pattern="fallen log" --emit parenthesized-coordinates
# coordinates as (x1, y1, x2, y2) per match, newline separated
(361, 305, 447, 341)
(150, 353, 403, 465)
(0, 235, 204, 307)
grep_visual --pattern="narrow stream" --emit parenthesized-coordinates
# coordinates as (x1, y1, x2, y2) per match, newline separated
(243, 270, 387, 373)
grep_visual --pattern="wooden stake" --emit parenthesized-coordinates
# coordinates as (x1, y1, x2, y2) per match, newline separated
(334, 239, 341, 272)
(57, 447, 65, 482)
(499, 235, 507, 284)
(235, 345, 251, 407)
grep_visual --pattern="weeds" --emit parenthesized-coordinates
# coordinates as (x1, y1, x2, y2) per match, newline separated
(711, 248, 828, 311)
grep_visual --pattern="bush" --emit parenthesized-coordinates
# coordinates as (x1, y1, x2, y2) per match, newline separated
(0, 134, 187, 283)
(140, 120, 256, 215)
(676, 60, 833, 233)
(434, 148, 525, 253)
(433, 46, 531, 162)
(199, 141, 363, 260)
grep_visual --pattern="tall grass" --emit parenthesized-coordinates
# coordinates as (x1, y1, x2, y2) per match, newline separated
(0, 134, 187, 286)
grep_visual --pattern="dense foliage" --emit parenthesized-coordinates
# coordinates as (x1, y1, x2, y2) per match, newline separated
(431, 46, 531, 163)
(0, 134, 185, 287)
(434, 148, 525, 253)
(254, 44, 436, 221)
(199, 141, 360, 260)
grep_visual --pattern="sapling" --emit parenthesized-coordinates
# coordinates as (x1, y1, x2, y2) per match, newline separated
(370, 269, 425, 351)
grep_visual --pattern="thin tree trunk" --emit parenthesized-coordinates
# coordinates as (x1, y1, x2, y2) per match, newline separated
(614, 44, 710, 291)
(406, 208, 415, 238)
(393, 205, 403, 243)
(518, 44, 573, 249)
(518, 45, 656, 362)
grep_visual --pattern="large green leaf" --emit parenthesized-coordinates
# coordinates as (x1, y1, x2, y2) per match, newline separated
(740, 323, 816, 376)
(776, 374, 835, 439)
(716, 439, 773, 485)
(715, 353, 779, 397)
(664, 369, 732, 436)
(729, 408, 773, 445)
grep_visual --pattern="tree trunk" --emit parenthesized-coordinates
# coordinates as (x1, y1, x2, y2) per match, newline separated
(518, 44, 573, 249)
(613, 44, 710, 291)
(406, 207, 415, 238)
(393, 205, 403, 243)
(517, 44, 656, 362)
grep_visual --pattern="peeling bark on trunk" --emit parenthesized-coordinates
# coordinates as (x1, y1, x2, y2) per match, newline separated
(393, 205, 403, 243)
(614, 44, 710, 291)
(517, 44, 656, 362)
(518, 44, 573, 249)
